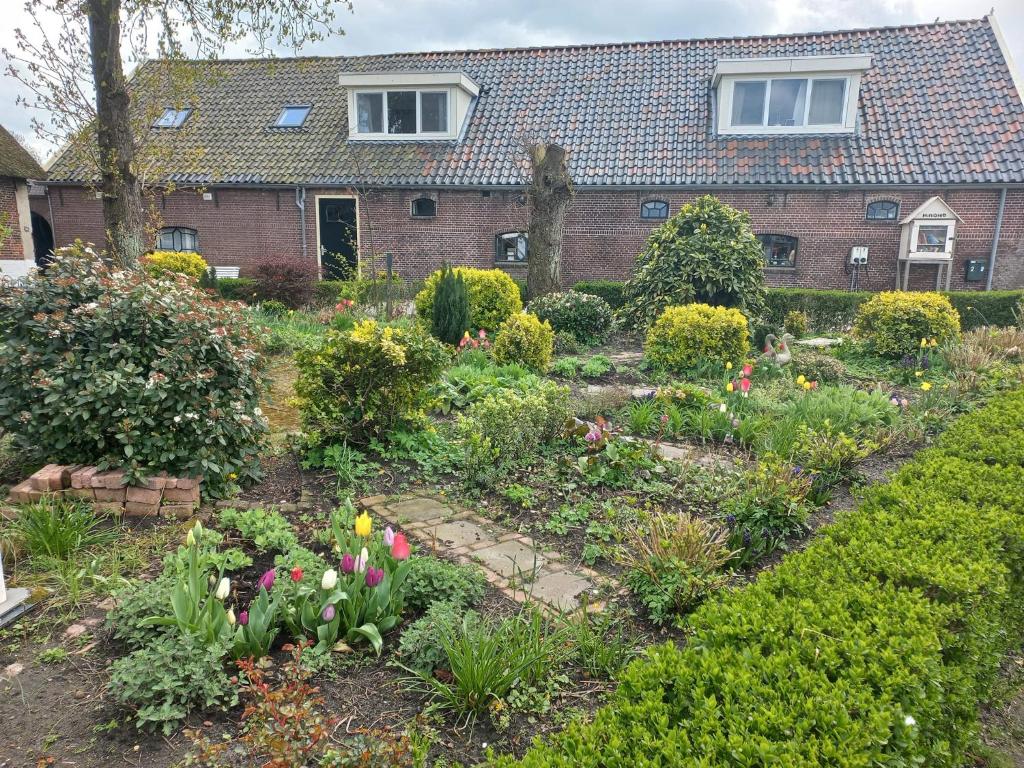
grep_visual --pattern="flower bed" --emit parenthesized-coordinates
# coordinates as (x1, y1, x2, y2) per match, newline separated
(501, 387, 1024, 767)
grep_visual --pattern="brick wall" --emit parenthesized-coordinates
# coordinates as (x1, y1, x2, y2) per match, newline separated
(34, 183, 1024, 291)
(0, 177, 25, 261)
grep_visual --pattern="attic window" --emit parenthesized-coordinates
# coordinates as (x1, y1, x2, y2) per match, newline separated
(354, 89, 450, 136)
(275, 105, 311, 127)
(640, 200, 669, 220)
(411, 197, 436, 218)
(866, 200, 899, 221)
(154, 107, 192, 128)
(730, 78, 846, 128)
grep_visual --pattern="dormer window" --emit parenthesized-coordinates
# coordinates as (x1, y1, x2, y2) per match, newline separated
(713, 55, 870, 135)
(340, 71, 480, 141)
(154, 107, 192, 128)
(275, 105, 311, 128)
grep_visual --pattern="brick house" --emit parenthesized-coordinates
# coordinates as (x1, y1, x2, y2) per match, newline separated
(33, 16, 1024, 291)
(0, 126, 46, 279)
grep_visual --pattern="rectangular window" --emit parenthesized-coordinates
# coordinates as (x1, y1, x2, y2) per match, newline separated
(731, 81, 766, 126)
(154, 107, 191, 128)
(496, 232, 528, 263)
(726, 77, 849, 130)
(808, 79, 846, 125)
(420, 91, 448, 133)
(916, 225, 949, 252)
(387, 91, 417, 134)
(275, 105, 311, 128)
(767, 79, 807, 126)
(758, 234, 798, 268)
(356, 93, 383, 133)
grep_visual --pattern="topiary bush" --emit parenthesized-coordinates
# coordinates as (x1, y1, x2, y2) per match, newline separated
(619, 195, 767, 330)
(644, 303, 749, 372)
(528, 290, 613, 344)
(144, 250, 208, 280)
(492, 312, 555, 372)
(252, 254, 319, 308)
(295, 319, 449, 446)
(431, 265, 471, 345)
(0, 242, 268, 492)
(853, 291, 961, 358)
(573, 280, 626, 309)
(415, 267, 522, 331)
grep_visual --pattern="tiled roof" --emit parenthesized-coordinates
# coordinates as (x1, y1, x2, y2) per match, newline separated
(47, 17, 1024, 187)
(0, 125, 44, 180)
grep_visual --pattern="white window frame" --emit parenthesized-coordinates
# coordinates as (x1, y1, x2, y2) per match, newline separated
(274, 105, 312, 128)
(719, 74, 858, 134)
(908, 219, 956, 258)
(348, 87, 455, 139)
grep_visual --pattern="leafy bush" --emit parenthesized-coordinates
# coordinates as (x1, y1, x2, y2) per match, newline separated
(457, 379, 570, 486)
(791, 348, 848, 383)
(430, 265, 471, 344)
(216, 277, 258, 302)
(8, 497, 117, 559)
(144, 250, 208, 280)
(433, 358, 537, 413)
(398, 602, 482, 674)
(528, 290, 613, 344)
(573, 280, 626, 309)
(945, 289, 1024, 329)
(501, 387, 1024, 768)
(252, 253, 318, 308)
(217, 506, 298, 554)
(783, 309, 808, 338)
(295, 319, 449, 446)
(0, 243, 267, 492)
(549, 356, 581, 378)
(853, 291, 961, 358)
(403, 555, 488, 613)
(619, 195, 767, 330)
(553, 330, 584, 355)
(415, 267, 522, 331)
(644, 303, 749, 372)
(580, 354, 613, 378)
(492, 313, 555, 372)
(622, 513, 732, 624)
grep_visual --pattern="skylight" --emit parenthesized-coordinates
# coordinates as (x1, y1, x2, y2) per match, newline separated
(154, 107, 192, 128)
(275, 105, 311, 128)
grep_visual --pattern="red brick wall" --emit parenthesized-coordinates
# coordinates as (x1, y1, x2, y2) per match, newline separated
(35, 183, 1024, 291)
(0, 177, 25, 261)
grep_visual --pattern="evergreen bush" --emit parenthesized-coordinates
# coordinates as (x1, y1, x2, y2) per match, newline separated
(492, 313, 555, 372)
(144, 250, 209, 280)
(853, 291, 961, 358)
(415, 267, 522, 331)
(431, 265, 471, 344)
(644, 303, 749, 371)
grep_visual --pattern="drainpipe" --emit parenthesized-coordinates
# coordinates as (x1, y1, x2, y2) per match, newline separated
(986, 186, 1007, 291)
(295, 186, 307, 262)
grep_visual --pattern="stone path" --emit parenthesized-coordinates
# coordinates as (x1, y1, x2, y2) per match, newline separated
(359, 493, 609, 612)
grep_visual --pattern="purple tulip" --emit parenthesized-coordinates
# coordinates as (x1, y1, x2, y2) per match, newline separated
(257, 569, 275, 591)
(238, 610, 249, 626)
(383, 526, 395, 546)
(365, 567, 384, 588)
(321, 604, 336, 622)
(340, 553, 355, 574)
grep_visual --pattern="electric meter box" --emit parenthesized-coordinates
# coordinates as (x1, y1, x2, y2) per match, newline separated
(965, 260, 988, 282)
(849, 246, 869, 266)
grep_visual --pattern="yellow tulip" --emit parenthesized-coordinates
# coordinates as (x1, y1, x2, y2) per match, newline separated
(796, 375, 806, 385)
(929, 338, 938, 348)
(354, 512, 372, 537)
(725, 362, 733, 370)
(920, 338, 928, 348)
(921, 381, 932, 391)
(915, 370, 923, 378)
(726, 382, 734, 393)
(803, 381, 812, 391)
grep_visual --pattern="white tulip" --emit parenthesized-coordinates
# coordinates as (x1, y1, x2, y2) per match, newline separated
(321, 569, 338, 591)
(215, 577, 230, 600)
(226, 608, 236, 625)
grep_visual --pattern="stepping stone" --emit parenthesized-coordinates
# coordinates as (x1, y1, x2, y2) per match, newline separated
(386, 497, 451, 523)
(474, 540, 547, 579)
(429, 519, 493, 550)
(631, 387, 658, 400)
(653, 442, 693, 461)
(797, 337, 842, 348)
(530, 570, 593, 611)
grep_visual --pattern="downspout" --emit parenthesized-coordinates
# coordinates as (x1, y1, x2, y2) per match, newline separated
(986, 186, 1007, 291)
(295, 186, 307, 262)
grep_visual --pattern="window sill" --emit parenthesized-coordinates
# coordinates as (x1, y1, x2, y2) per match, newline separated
(764, 265, 797, 271)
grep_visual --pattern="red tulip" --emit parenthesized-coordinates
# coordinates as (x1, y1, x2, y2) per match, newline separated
(739, 378, 751, 394)
(290, 566, 303, 583)
(742, 364, 753, 377)
(390, 533, 411, 560)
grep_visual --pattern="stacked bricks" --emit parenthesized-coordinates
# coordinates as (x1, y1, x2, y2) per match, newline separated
(6, 464, 202, 518)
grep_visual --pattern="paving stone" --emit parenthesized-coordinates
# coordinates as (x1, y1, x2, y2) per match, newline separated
(474, 540, 547, 579)
(387, 497, 451, 523)
(429, 519, 493, 550)
(653, 442, 694, 461)
(529, 570, 594, 611)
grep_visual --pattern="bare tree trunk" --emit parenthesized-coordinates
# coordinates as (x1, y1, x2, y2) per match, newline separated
(526, 143, 573, 299)
(87, 0, 145, 268)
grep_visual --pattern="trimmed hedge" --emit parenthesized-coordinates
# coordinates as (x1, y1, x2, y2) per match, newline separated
(503, 388, 1024, 767)
(765, 288, 1024, 333)
(572, 280, 625, 309)
(216, 278, 258, 303)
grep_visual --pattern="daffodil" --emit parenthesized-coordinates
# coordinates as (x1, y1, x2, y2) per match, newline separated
(921, 381, 932, 391)
(354, 511, 372, 537)
(796, 375, 806, 386)
(803, 381, 812, 391)
(929, 338, 938, 348)
(915, 370, 923, 378)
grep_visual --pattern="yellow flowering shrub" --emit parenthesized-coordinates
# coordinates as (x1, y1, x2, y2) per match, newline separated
(295, 319, 449, 446)
(415, 267, 522, 331)
(492, 312, 555, 372)
(853, 291, 960, 358)
(144, 250, 209, 280)
(644, 303, 749, 372)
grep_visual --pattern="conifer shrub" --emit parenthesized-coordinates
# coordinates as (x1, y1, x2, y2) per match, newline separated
(430, 265, 471, 344)
(415, 267, 522, 331)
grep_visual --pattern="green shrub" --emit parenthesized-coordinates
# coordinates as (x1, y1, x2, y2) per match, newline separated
(259, 299, 288, 317)
(398, 602, 482, 674)
(403, 555, 488, 614)
(216, 507, 298, 554)
(644, 303, 749, 371)
(144, 250, 208, 280)
(415, 267, 522, 331)
(944, 290, 1024, 329)
(853, 291, 961, 358)
(500, 387, 1024, 768)
(252, 254, 318, 308)
(312, 279, 351, 307)
(783, 309, 808, 338)
(549, 356, 581, 378)
(619, 195, 767, 330)
(216, 277, 258, 302)
(295, 319, 449, 446)
(528, 290, 613, 344)
(791, 348, 848, 383)
(0, 243, 268, 493)
(492, 313, 555, 372)
(553, 330, 584, 355)
(580, 354, 613, 378)
(457, 379, 570, 486)
(573, 280, 626, 309)
(430, 265, 471, 345)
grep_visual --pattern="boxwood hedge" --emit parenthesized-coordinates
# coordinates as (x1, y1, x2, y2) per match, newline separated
(502, 388, 1024, 767)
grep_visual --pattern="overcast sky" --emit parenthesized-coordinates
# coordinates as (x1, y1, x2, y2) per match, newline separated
(2, 0, 1022, 161)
